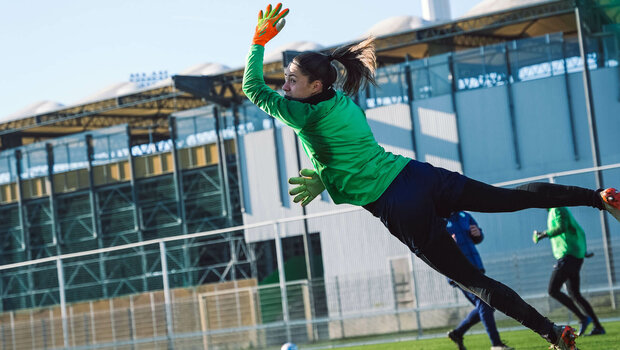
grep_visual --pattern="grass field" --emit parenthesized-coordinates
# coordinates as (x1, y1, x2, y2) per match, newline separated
(337, 320, 620, 349)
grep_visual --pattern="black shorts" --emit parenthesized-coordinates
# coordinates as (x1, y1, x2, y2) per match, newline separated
(363, 159, 467, 252)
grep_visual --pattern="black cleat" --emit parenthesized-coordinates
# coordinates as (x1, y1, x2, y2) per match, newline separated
(447, 330, 466, 350)
(589, 326, 605, 336)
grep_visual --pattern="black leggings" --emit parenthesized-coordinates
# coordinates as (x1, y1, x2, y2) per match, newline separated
(416, 230, 556, 339)
(548, 256, 602, 327)
(428, 179, 602, 340)
(453, 178, 603, 213)
(364, 161, 603, 343)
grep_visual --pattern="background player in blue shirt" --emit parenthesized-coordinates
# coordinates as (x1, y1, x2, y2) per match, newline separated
(446, 211, 513, 350)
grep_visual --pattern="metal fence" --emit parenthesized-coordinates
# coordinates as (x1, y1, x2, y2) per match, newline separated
(0, 164, 619, 349)
(1, 247, 619, 350)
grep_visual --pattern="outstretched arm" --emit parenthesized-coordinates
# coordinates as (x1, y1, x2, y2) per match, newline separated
(242, 3, 319, 130)
(288, 168, 325, 206)
(533, 208, 571, 244)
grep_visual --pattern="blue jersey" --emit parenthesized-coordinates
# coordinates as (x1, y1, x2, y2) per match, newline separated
(446, 211, 484, 271)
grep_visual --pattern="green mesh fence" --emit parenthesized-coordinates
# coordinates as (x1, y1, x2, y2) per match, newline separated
(0, 204, 25, 265)
(96, 184, 139, 247)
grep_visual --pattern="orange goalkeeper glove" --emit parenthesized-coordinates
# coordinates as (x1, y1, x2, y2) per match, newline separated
(252, 3, 289, 46)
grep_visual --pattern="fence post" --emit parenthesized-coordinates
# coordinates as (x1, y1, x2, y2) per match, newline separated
(160, 241, 175, 349)
(301, 281, 313, 341)
(334, 276, 344, 339)
(410, 255, 422, 337)
(1, 324, 5, 350)
(89, 301, 96, 344)
(56, 258, 69, 349)
(41, 319, 47, 350)
(83, 314, 90, 346)
(10, 312, 15, 350)
(30, 311, 35, 349)
(150, 293, 158, 339)
(109, 300, 117, 349)
(128, 308, 135, 350)
(389, 265, 402, 333)
(575, 7, 616, 309)
(273, 222, 291, 343)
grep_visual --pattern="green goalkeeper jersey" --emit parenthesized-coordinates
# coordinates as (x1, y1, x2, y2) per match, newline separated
(242, 44, 409, 206)
(547, 207, 587, 259)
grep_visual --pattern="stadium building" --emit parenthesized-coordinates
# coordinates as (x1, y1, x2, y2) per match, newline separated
(0, 0, 619, 348)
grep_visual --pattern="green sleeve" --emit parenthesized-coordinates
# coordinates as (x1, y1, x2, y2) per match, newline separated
(242, 45, 320, 130)
(547, 207, 571, 237)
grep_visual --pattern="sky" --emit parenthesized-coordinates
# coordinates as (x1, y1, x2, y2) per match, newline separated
(0, 0, 481, 120)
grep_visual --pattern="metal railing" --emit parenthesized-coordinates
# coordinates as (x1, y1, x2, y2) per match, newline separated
(0, 163, 619, 349)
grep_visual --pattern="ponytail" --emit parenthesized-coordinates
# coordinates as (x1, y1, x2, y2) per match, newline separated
(330, 37, 377, 96)
(290, 37, 377, 96)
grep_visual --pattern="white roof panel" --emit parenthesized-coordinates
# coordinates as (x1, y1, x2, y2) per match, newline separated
(1, 100, 65, 124)
(462, 0, 554, 18)
(264, 41, 324, 63)
(362, 15, 429, 38)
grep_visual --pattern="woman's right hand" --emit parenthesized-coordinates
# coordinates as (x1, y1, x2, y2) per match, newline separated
(288, 168, 325, 206)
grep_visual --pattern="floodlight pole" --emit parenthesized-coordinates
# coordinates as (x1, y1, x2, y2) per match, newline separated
(575, 7, 615, 309)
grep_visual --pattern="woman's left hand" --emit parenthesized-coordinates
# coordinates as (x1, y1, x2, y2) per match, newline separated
(252, 3, 289, 47)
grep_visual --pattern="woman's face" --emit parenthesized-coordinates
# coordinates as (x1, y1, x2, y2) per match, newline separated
(283, 63, 322, 100)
